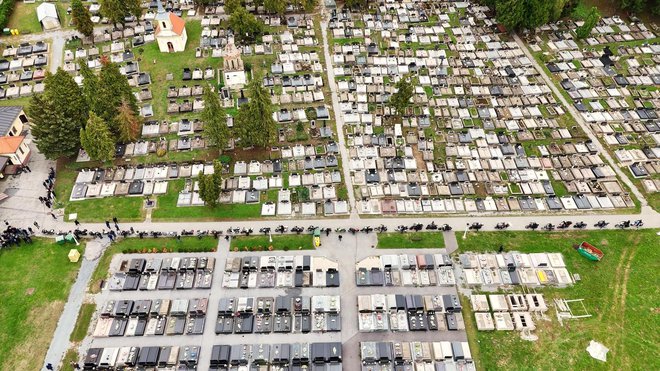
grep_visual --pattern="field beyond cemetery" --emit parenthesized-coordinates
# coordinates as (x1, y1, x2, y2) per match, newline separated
(456, 230, 660, 370)
(0, 239, 80, 370)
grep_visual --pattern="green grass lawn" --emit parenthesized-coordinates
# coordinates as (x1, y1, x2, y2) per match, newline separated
(88, 236, 217, 293)
(54, 161, 145, 222)
(377, 232, 446, 249)
(152, 179, 262, 221)
(6, 2, 42, 34)
(0, 96, 32, 108)
(457, 229, 660, 370)
(70, 303, 95, 342)
(61, 348, 79, 371)
(230, 234, 315, 251)
(137, 20, 220, 121)
(0, 239, 81, 370)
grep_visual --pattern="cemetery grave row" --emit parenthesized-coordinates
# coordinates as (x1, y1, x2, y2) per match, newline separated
(529, 16, 660, 195)
(330, 1, 638, 215)
(0, 41, 49, 99)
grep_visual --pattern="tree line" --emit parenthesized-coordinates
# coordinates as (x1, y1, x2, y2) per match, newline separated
(194, 0, 317, 14)
(29, 60, 141, 162)
(482, 0, 658, 31)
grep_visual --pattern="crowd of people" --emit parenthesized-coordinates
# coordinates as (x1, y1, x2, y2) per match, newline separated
(38, 167, 58, 219)
(1, 221, 33, 248)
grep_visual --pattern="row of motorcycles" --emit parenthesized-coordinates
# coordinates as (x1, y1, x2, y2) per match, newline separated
(396, 222, 453, 232)
(40, 219, 645, 240)
(524, 219, 643, 231)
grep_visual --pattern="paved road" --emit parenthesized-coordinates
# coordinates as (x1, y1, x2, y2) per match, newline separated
(320, 8, 358, 218)
(34, 206, 660, 236)
(7, 29, 81, 73)
(513, 33, 650, 210)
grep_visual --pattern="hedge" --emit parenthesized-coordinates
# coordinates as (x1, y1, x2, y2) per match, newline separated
(0, 0, 16, 29)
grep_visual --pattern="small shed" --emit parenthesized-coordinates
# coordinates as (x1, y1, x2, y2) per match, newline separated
(37, 3, 61, 30)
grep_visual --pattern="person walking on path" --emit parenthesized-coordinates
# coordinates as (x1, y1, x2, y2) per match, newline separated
(112, 217, 118, 224)
(74, 220, 80, 226)
(46, 364, 53, 370)
(105, 220, 111, 229)
(34, 221, 40, 228)
(50, 212, 57, 220)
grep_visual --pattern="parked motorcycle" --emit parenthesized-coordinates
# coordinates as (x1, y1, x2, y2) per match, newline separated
(494, 222, 509, 230)
(615, 220, 631, 229)
(468, 222, 483, 231)
(594, 220, 609, 229)
(557, 221, 572, 229)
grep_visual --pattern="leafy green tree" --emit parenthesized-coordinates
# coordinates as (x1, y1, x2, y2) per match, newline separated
(80, 112, 115, 162)
(551, 0, 570, 21)
(296, 186, 309, 202)
(301, 0, 317, 12)
(495, 0, 526, 31)
(197, 176, 218, 207)
(576, 6, 600, 39)
(198, 160, 223, 206)
(229, 6, 264, 43)
(345, 0, 368, 8)
(100, 0, 126, 26)
(224, 0, 242, 15)
(235, 75, 277, 148)
(95, 61, 138, 133)
(200, 85, 229, 151)
(29, 69, 89, 159)
(264, 0, 286, 15)
(78, 61, 99, 112)
(126, 0, 142, 23)
(389, 75, 414, 119)
(71, 0, 94, 37)
(620, 0, 646, 12)
(115, 99, 142, 143)
(524, 0, 553, 29)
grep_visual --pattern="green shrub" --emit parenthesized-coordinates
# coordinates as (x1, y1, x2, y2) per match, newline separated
(0, 0, 16, 29)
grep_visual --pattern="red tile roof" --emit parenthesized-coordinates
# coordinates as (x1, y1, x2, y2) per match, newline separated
(156, 13, 186, 36)
(0, 136, 24, 154)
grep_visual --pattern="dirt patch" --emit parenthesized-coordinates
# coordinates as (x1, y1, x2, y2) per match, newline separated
(228, 147, 273, 162)
(25, 288, 35, 296)
(0, 301, 65, 371)
(600, 239, 609, 246)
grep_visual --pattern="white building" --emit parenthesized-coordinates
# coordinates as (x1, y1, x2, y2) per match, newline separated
(155, 0, 187, 53)
(37, 3, 60, 30)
